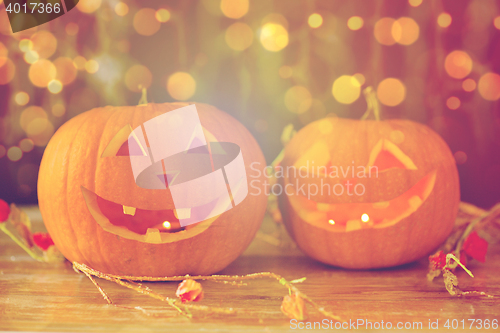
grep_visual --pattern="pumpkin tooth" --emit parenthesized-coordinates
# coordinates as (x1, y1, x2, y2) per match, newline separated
(145, 228, 162, 244)
(123, 205, 137, 216)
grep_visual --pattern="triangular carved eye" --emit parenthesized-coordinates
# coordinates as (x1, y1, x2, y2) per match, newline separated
(366, 139, 417, 172)
(101, 125, 148, 157)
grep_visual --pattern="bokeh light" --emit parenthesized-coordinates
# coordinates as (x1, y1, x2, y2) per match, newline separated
(73, 56, 87, 71)
(377, 78, 406, 106)
(220, 0, 249, 19)
(454, 151, 467, 165)
(77, 0, 102, 14)
(374, 18, 396, 45)
(156, 9, 171, 22)
(115, 2, 129, 17)
(30, 31, 57, 59)
(392, 17, 419, 45)
(0, 145, 5, 159)
(134, 8, 161, 36)
(284, 86, 312, 114)
(24, 50, 39, 64)
(260, 23, 288, 52)
(18, 39, 33, 52)
(7, 147, 22, 162)
(409, 0, 423, 6)
(225, 22, 254, 51)
(308, 14, 323, 28)
(125, 65, 153, 92)
(48, 80, 63, 94)
(347, 16, 364, 31)
(27, 119, 55, 146)
(478, 72, 500, 101)
(54, 57, 78, 85)
(15, 92, 29, 106)
(85, 59, 99, 74)
(20, 106, 47, 133)
(29, 59, 56, 87)
(462, 78, 476, 92)
(65, 22, 79, 35)
(19, 138, 34, 153)
(52, 103, 66, 117)
(0, 41, 7, 67)
(332, 75, 361, 104)
(444, 51, 472, 79)
(353, 73, 365, 86)
(494, 16, 500, 30)
(279, 65, 293, 79)
(262, 13, 289, 29)
(0, 59, 16, 85)
(437, 13, 452, 28)
(167, 72, 196, 100)
(446, 96, 460, 110)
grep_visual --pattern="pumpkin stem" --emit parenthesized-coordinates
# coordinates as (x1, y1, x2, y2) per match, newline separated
(138, 87, 148, 105)
(360, 86, 381, 121)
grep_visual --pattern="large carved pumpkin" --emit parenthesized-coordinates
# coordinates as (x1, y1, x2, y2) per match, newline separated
(278, 116, 459, 269)
(38, 102, 267, 276)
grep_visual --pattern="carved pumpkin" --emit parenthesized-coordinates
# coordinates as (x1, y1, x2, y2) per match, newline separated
(38, 102, 267, 276)
(278, 116, 459, 269)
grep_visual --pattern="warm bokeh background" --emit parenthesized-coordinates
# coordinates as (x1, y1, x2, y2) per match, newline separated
(0, 0, 499, 207)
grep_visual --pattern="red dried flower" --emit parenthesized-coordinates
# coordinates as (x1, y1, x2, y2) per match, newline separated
(462, 231, 488, 263)
(176, 279, 203, 303)
(281, 292, 307, 320)
(429, 250, 447, 270)
(33, 232, 55, 251)
(0, 199, 10, 223)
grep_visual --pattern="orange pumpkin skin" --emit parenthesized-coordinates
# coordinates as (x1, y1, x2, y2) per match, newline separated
(38, 103, 268, 276)
(278, 117, 459, 269)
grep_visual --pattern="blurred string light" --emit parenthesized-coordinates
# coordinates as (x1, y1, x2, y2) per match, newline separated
(408, 0, 423, 7)
(7, 147, 22, 162)
(85, 59, 99, 74)
(29, 59, 56, 87)
(284, 86, 312, 114)
(220, 0, 249, 19)
(494, 16, 500, 30)
(225, 22, 254, 51)
(48, 80, 63, 94)
(454, 151, 467, 165)
(65, 22, 79, 35)
(374, 17, 419, 45)
(54, 57, 77, 85)
(156, 9, 171, 23)
(115, 2, 129, 17)
(19, 139, 34, 153)
(73, 56, 87, 71)
(347, 16, 364, 30)
(77, 0, 102, 14)
(260, 23, 289, 52)
(462, 78, 476, 92)
(125, 64, 152, 92)
(444, 50, 472, 79)
(0, 41, 7, 67)
(478, 73, 500, 101)
(167, 72, 196, 101)
(377, 78, 406, 106)
(15, 92, 29, 106)
(332, 75, 361, 104)
(0, 58, 15, 85)
(446, 96, 460, 110)
(51, 103, 66, 117)
(308, 13, 323, 28)
(134, 8, 161, 36)
(30, 31, 57, 59)
(437, 13, 452, 28)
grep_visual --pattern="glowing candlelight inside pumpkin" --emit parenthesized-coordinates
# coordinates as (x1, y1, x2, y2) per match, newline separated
(163, 221, 172, 229)
(361, 214, 369, 223)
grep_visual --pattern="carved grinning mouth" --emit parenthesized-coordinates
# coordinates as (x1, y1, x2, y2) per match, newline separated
(81, 187, 218, 244)
(286, 170, 436, 232)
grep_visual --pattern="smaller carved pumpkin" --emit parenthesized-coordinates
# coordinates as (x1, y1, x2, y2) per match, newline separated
(278, 116, 460, 269)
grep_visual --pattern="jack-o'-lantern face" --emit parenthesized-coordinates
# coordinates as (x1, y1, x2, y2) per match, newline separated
(38, 103, 268, 276)
(278, 117, 459, 269)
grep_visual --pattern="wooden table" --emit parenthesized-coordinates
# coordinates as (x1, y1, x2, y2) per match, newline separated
(1, 206, 499, 332)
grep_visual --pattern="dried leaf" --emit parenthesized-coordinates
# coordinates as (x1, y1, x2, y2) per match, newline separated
(462, 231, 488, 263)
(281, 292, 307, 320)
(176, 279, 203, 303)
(8, 204, 33, 248)
(0, 199, 10, 222)
(443, 270, 461, 296)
